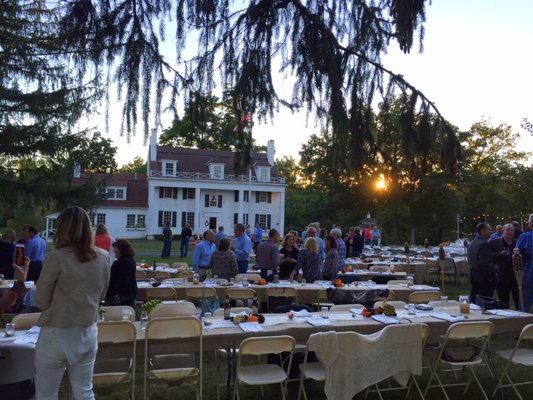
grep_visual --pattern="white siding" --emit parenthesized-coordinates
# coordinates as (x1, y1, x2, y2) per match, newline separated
(90, 207, 148, 239)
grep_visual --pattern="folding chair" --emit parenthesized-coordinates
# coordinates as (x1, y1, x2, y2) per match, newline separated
(408, 291, 441, 304)
(298, 339, 326, 400)
(266, 286, 297, 312)
(428, 300, 460, 308)
(145, 287, 177, 302)
(330, 304, 364, 312)
(93, 321, 136, 399)
(102, 305, 135, 322)
(492, 323, 533, 400)
(233, 335, 295, 400)
(144, 317, 203, 400)
(373, 289, 396, 303)
(11, 312, 41, 329)
(225, 288, 256, 307)
(424, 321, 494, 400)
(186, 286, 218, 303)
(154, 271, 171, 280)
(369, 265, 391, 273)
(429, 258, 457, 285)
(373, 301, 406, 309)
(150, 302, 196, 319)
(235, 273, 261, 283)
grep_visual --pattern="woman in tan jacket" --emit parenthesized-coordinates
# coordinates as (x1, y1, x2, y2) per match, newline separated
(35, 206, 110, 399)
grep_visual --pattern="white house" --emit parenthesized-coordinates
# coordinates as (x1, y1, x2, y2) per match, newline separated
(146, 132, 286, 238)
(45, 135, 286, 240)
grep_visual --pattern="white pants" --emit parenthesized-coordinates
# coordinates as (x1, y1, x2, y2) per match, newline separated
(35, 326, 97, 400)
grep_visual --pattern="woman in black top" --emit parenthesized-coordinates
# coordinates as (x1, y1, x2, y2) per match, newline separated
(105, 239, 138, 307)
(279, 233, 299, 279)
(0, 229, 17, 279)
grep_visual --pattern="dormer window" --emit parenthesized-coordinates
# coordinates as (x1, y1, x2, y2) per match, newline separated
(163, 160, 177, 176)
(209, 163, 225, 179)
(256, 167, 271, 182)
(106, 187, 127, 200)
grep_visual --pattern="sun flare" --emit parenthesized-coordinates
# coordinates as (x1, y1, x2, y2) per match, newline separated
(375, 174, 387, 190)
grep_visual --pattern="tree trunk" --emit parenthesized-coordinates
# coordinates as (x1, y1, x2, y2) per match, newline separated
(410, 225, 416, 244)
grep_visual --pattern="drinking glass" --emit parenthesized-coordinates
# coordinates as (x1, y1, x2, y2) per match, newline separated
(140, 311, 148, 330)
(459, 295, 470, 314)
(407, 304, 416, 315)
(321, 307, 329, 319)
(441, 296, 449, 309)
(121, 308, 132, 321)
(5, 323, 15, 337)
(149, 278, 156, 286)
(203, 312, 213, 326)
(242, 279, 249, 287)
(301, 279, 306, 286)
(230, 277, 235, 285)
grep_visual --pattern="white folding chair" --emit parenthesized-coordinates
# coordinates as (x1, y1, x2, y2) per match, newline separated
(93, 321, 137, 399)
(102, 306, 135, 322)
(266, 286, 297, 312)
(424, 321, 494, 400)
(225, 288, 256, 307)
(408, 291, 441, 304)
(297, 342, 326, 400)
(144, 316, 203, 400)
(492, 323, 533, 399)
(233, 335, 295, 400)
(428, 300, 460, 308)
(145, 287, 177, 302)
(150, 302, 196, 319)
(11, 312, 41, 329)
(213, 307, 252, 317)
(235, 273, 261, 283)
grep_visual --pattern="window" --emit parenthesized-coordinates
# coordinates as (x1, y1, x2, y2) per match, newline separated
(243, 213, 249, 225)
(96, 213, 106, 225)
(158, 211, 176, 227)
(255, 214, 271, 229)
(244, 191, 249, 202)
(163, 211, 172, 225)
(164, 187, 173, 198)
(234, 191, 249, 202)
(186, 188, 195, 199)
(186, 212, 195, 227)
(209, 195, 218, 207)
(106, 187, 126, 200)
(210, 163, 224, 179)
(258, 192, 268, 203)
(163, 161, 175, 176)
(137, 215, 146, 227)
(257, 167, 271, 182)
(205, 194, 223, 208)
(126, 214, 136, 227)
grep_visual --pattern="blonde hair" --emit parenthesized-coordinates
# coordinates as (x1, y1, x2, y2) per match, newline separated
(54, 206, 97, 262)
(304, 237, 318, 254)
(281, 233, 295, 248)
(1, 228, 16, 244)
(95, 224, 109, 236)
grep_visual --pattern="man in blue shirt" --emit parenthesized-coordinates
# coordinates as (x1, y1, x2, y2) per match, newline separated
(490, 225, 503, 241)
(253, 223, 263, 251)
(331, 228, 346, 271)
(192, 230, 216, 280)
(233, 223, 252, 274)
(306, 227, 325, 263)
(214, 226, 227, 247)
(516, 214, 533, 312)
(24, 225, 47, 282)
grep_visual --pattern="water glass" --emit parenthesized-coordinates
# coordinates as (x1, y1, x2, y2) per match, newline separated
(407, 303, 416, 315)
(5, 323, 15, 337)
(301, 279, 307, 286)
(242, 279, 249, 287)
(230, 277, 235, 285)
(441, 295, 449, 309)
(121, 308, 132, 321)
(149, 278, 157, 286)
(321, 307, 329, 319)
(140, 311, 148, 330)
(203, 312, 213, 326)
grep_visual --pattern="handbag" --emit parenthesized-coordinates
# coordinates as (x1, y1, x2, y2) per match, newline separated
(442, 345, 479, 362)
(475, 295, 506, 310)
(200, 286, 220, 316)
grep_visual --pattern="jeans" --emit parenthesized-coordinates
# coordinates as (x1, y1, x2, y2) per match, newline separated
(35, 327, 97, 400)
(237, 260, 248, 274)
(27, 260, 43, 282)
(161, 238, 172, 258)
(523, 282, 533, 314)
(180, 238, 189, 258)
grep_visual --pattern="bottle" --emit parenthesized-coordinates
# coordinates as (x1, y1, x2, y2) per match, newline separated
(512, 248, 523, 274)
(223, 295, 231, 320)
(153, 260, 157, 271)
(193, 273, 199, 285)
(251, 296, 259, 315)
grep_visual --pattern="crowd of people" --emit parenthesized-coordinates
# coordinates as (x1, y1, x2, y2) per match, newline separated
(468, 216, 533, 313)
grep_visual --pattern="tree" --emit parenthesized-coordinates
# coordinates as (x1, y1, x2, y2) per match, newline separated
(118, 156, 147, 175)
(70, 132, 118, 173)
(59, 0, 459, 171)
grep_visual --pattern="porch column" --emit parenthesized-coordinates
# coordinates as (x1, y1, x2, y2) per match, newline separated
(194, 189, 201, 235)
(279, 190, 286, 236)
(238, 190, 244, 224)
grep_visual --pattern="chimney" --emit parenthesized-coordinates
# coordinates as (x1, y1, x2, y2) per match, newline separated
(267, 140, 275, 166)
(149, 128, 157, 162)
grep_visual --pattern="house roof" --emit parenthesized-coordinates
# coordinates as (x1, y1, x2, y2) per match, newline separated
(151, 146, 279, 177)
(73, 172, 148, 208)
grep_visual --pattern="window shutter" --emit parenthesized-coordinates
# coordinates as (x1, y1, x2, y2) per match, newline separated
(255, 214, 259, 226)
(173, 188, 178, 199)
(158, 211, 163, 227)
(255, 192, 259, 203)
(159, 187, 164, 198)
(172, 212, 177, 227)
(182, 188, 187, 199)
(234, 213, 238, 225)
(234, 190, 239, 202)
(218, 195, 223, 208)
(267, 192, 272, 203)
(267, 214, 272, 229)
(205, 194, 209, 207)
(181, 212, 186, 227)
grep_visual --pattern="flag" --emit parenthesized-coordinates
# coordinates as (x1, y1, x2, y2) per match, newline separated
(233, 105, 254, 133)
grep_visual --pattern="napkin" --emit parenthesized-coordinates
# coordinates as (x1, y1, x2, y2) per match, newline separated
(371, 315, 400, 325)
(411, 285, 440, 291)
(429, 312, 465, 322)
(306, 317, 333, 326)
(485, 310, 522, 318)
(291, 309, 312, 317)
(239, 322, 264, 332)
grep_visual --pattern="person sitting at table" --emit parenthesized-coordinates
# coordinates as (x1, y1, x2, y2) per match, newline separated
(322, 235, 339, 281)
(35, 206, 110, 399)
(211, 238, 238, 281)
(0, 228, 17, 279)
(290, 237, 321, 283)
(105, 239, 138, 308)
(256, 229, 281, 282)
(279, 233, 299, 279)
(0, 257, 29, 315)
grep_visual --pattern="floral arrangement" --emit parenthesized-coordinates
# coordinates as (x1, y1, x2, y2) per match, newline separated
(141, 299, 161, 315)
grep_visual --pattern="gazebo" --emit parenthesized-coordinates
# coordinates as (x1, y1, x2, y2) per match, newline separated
(360, 212, 376, 228)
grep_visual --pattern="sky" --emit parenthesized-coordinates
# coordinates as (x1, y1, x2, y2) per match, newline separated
(91, 0, 533, 166)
